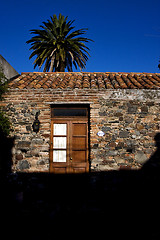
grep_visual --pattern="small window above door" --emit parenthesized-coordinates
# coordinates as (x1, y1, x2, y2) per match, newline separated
(51, 105, 89, 118)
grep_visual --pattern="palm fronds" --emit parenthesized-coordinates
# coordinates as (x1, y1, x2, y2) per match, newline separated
(26, 14, 93, 72)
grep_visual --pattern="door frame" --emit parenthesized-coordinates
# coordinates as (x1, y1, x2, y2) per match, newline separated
(49, 104, 90, 173)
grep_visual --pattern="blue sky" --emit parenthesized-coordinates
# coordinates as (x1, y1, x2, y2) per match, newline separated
(1, 0, 160, 73)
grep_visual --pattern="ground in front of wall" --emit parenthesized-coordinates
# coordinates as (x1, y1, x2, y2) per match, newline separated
(1, 170, 160, 239)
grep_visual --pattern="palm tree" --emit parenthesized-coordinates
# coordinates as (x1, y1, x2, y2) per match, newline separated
(26, 14, 93, 72)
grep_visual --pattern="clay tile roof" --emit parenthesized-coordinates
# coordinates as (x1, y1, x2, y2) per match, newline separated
(8, 72, 160, 90)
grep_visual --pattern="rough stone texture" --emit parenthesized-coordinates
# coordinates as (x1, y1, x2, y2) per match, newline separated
(1, 88, 160, 172)
(0, 54, 19, 79)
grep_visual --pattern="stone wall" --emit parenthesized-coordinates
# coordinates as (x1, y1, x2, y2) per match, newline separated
(1, 88, 160, 172)
(91, 97, 159, 170)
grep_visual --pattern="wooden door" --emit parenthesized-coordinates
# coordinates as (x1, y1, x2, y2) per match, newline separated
(50, 120, 89, 173)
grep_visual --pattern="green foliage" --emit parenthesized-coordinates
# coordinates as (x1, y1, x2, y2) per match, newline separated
(0, 110, 11, 137)
(0, 65, 11, 137)
(26, 13, 93, 72)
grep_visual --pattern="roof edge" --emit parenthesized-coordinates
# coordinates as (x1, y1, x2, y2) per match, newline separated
(20, 72, 160, 75)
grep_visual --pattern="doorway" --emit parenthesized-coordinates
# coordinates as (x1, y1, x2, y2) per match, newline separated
(50, 105, 89, 173)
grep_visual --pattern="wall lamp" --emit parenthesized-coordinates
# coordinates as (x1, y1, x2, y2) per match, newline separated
(32, 111, 40, 133)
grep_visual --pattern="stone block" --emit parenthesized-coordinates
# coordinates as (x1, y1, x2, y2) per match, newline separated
(16, 154, 23, 161)
(31, 148, 39, 157)
(127, 104, 138, 113)
(32, 138, 44, 145)
(135, 151, 148, 164)
(99, 111, 107, 116)
(106, 150, 118, 156)
(136, 124, 144, 130)
(102, 126, 111, 132)
(17, 141, 31, 149)
(26, 125, 32, 131)
(18, 160, 30, 170)
(125, 117, 134, 123)
(141, 106, 148, 113)
(119, 131, 129, 138)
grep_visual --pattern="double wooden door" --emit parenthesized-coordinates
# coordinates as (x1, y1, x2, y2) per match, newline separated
(50, 119, 89, 173)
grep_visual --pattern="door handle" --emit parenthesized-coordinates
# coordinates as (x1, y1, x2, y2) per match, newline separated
(70, 157, 72, 161)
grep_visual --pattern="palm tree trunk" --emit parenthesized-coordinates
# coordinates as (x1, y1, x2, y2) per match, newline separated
(49, 57, 54, 72)
(59, 61, 65, 72)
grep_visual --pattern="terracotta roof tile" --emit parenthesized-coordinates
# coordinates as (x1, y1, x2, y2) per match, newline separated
(109, 74, 120, 89)
(8, 72, 160, 90)
(97, 74, 105, 89)
(115, 75, 127, 89)
(90, 74, 98, 89)
(75, 74, 82, 89)
(104, 73, 114, 89)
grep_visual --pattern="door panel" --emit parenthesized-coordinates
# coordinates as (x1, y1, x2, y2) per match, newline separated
(72, 123, 86, 135)
(71, 162, 88, 173)
(53, 167, 67, 174)
(72, 137, 86, 149)
(72, 151, 86, 162)
(72, 167, 86, 173)
(51, 162, 68, 174)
